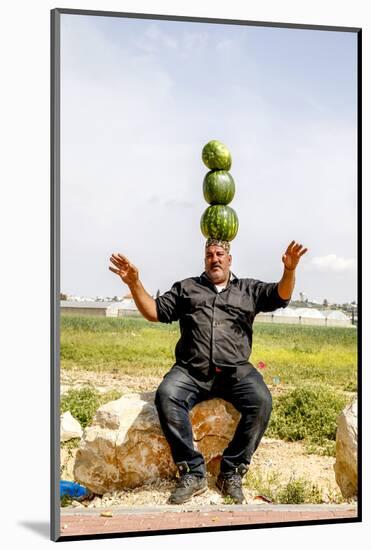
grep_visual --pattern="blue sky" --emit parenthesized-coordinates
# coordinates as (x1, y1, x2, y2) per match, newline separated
(60, 14, 357, 303)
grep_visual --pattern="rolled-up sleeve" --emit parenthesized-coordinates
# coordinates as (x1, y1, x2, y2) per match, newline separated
(253, 280, 290, 314)
(155, 282, 181, 323)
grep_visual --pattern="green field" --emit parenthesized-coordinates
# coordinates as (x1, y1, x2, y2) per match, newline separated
(61, 315, 357, 393)
(60, 315, 358, 498)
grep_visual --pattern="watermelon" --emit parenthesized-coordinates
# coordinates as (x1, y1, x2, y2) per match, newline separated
(202, 140, 232, 171)
(203, 170, 235, 205)
(200, 205, 239, 241)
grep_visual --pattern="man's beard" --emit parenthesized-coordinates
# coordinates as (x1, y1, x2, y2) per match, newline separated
(207, 266, 228, 283)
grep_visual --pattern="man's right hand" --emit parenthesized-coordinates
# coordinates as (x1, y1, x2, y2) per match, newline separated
(109, 253, 139, 287)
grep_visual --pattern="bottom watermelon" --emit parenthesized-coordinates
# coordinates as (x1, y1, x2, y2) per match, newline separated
(200, 205, 239, 241)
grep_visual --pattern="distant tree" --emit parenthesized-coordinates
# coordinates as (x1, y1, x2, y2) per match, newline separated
(60, 292, 67, 301)
(323, 298, 328, 307)
(156, 289, 161, 298)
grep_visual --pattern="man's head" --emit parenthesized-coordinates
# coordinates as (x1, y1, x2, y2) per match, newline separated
(204, 238, 232, 285)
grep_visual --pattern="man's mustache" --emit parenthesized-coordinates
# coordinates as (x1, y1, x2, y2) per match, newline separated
(211, 263, 222, 268)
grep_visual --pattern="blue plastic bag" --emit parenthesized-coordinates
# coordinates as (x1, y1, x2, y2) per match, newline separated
(60, 480, 94, 501)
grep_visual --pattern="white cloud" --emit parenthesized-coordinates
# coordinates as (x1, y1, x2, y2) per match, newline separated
(308, 254, 356, 272)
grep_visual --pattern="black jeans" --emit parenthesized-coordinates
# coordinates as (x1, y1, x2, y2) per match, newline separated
(154, 364, 272, 477)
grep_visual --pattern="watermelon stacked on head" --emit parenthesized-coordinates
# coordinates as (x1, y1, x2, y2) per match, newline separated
(200, 140, 239, 242)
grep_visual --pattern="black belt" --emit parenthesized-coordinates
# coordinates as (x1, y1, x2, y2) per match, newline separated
(214, 365, 237, 374)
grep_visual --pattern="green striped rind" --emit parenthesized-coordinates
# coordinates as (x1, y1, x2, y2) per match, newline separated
(203, 170, 235, 205)
(202, 140, 232, 170)
(200, 205, 239, 241)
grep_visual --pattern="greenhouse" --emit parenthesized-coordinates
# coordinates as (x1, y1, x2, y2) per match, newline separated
(256, 306, 352, 327)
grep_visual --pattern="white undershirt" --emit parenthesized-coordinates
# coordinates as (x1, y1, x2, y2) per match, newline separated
(214, 273, 235, 293)
(215, 284, 226, 293)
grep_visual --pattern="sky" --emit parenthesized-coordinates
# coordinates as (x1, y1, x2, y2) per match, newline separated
(60, 14, 358, 304)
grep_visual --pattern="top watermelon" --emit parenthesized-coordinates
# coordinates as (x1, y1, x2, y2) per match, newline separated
(202, 140, 232, 171)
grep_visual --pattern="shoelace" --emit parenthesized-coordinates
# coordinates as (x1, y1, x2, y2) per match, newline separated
(224, 474, 242, 488)
(177, 474, 198, 487)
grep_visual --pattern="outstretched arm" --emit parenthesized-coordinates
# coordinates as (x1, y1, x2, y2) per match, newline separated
(109, 253, 158, 322)
(278, 241, 308, 301)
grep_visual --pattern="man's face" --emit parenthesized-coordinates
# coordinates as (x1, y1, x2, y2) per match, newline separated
(204, 245, 232, 285)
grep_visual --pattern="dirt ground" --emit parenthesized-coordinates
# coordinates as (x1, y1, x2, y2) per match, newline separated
(60, 369, 345, 508)
(61, 368, 161, 395)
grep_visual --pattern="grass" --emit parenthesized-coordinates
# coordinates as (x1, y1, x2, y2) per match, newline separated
(61, 387, 123, 428)
(250, 323, 357, 392)
(60, 314, 357, 459)
(243, 469, 339, 504)
(61, 316, 178, 376)
(61, 315, 357, 391)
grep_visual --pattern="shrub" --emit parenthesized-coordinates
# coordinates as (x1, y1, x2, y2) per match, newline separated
(276, 476, 322, 504)
(60, 387, 122, 428)
(267, 385, 347, 448)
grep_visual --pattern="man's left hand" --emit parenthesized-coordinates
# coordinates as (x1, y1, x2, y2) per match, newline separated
(282, 241, 308, 271)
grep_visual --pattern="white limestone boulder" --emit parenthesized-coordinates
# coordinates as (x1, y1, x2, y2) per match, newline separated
(60, 411, 83, 442)
(334, 398, 358, 498)
(73, 392, 240, 494)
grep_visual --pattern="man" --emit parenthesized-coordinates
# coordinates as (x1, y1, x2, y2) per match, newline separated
(109, 239, 308, 504)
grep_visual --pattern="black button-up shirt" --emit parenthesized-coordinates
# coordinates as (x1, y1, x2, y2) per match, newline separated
(155, 271, 289, 380)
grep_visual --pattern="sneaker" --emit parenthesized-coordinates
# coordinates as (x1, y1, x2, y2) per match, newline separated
(216, 468, 247, 504)
(168, 474, 208, 505)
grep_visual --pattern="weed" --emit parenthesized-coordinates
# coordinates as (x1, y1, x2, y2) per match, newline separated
(60, 387, 122, 428)
(61, 438, 80, 450)
(60, 495, 73, 507)
(222, 495, 236, 505)
(343, 380, 357, 392)
(243, 469, 280, 501)
(306, 440, 337, 457)
(244, 469, 325, 504)
(276, 476, 323, 504)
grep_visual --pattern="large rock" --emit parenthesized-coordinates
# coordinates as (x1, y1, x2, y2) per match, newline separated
(61, 411, 83, 442)
(334, 398, 358, 498)
(74, 392, 240, 494)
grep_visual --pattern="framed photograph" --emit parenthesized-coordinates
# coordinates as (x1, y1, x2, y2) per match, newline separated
(51, 7, 361, 541)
